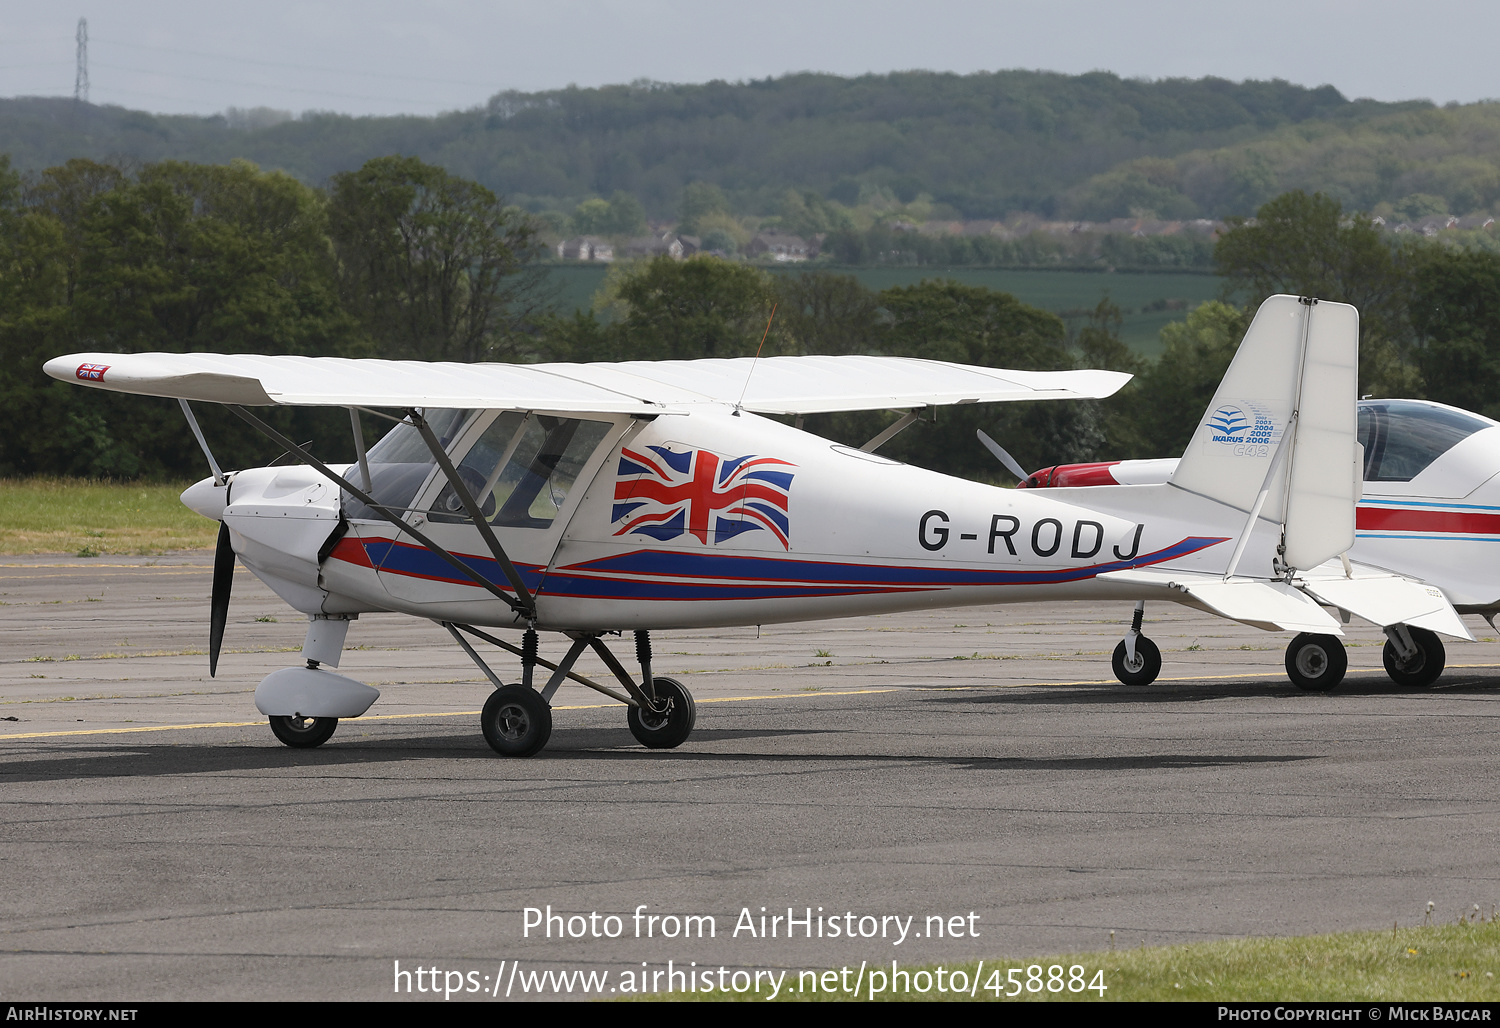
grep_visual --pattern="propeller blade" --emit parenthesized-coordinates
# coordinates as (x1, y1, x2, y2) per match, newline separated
(209, 522, 234, 678)
(976, 429, 1029, 482)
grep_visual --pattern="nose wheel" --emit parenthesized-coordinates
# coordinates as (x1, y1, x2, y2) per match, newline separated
(269, 715, 339, 748)
(1285, 633, 1348, 692)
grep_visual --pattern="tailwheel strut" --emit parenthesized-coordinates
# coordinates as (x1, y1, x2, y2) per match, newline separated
(1113, 601, 1162, 686)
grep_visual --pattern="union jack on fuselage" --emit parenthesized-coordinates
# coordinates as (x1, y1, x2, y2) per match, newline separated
(611, 445, 796, 549)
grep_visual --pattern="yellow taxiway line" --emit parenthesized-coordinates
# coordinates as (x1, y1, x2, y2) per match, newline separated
(5, 665, 1498, 741)
(0, 688, 905, 740)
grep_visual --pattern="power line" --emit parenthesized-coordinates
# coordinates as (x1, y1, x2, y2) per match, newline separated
(89, 60, 476, 108)
(93, 36, 502, 90)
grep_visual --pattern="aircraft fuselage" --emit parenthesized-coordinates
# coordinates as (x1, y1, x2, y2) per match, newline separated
(201, 408, 1273, 633)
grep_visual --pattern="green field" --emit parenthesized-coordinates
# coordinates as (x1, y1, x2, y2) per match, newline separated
(545, 264, 1224, 357)
(658, 920, 1500, 1002)
(0, 479, 217, 555)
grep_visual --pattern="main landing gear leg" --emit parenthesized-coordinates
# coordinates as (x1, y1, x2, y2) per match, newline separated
(442, 623, 696, 756)
(583, 630, 696, 750)
(1112, 601, 1162, 686)
(625, 630, 695, 749)
(1382, 624, 1445, 689)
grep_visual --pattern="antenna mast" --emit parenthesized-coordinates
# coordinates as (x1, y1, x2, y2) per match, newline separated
(74, 18, 89, 104)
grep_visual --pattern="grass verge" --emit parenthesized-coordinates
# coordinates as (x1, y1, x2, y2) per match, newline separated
(657, 921, 1500, 1001)
(0, 478, 217, 555)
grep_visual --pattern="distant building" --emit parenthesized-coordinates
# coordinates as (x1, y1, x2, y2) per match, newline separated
(913, 217, 1223, 240)
(1402, 214, 1463, 236)
(622, 232, 687, 260)
(746, 232, 816, 261)
(557, 236, 614, 261)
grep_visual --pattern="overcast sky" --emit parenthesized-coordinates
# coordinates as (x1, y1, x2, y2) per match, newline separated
(1, 1, 1495, 117)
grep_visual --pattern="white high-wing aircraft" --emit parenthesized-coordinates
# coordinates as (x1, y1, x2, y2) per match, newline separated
(1015, 396, 1500, 689)
(45, 295, 1470, 757)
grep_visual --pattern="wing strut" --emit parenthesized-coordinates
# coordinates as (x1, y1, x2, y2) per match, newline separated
(860, 408, 926, 453)
(226, 405, 535, 619)
(348, 408, 372, 492)
(177, 399, 224, 485)
(407, 410, 537, 614)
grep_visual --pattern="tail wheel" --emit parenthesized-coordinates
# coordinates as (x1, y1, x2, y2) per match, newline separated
(481, 685, 552, 758)
(1383, 627, 1445, 689)
(627, 676, 696, 749)
(1111, 636, 1162, 686)
(269, 715, 338, 748)
(1285, 633, 1348, 692)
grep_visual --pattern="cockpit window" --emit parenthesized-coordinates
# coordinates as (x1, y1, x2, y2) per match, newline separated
(1358, 400, 1491, 482)
(427, 412, 528, 523)
(343, 409, 474, 520)
(486, 416, 614, 529)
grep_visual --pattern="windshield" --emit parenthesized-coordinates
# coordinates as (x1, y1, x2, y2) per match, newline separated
(342, 409, 474, 520)
(1358, 400, 1492, 482)
(429, 415, 614, 528)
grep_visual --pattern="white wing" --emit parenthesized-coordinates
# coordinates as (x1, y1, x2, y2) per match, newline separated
(44, 352, 1130, 414)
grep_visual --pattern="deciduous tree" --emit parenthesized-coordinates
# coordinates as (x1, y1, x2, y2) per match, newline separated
(859, 279, 1095, 479)
(609, 256, 779, 360)
(328, 155, 546, 362)
(1127, 300, 1250, 458)
(1214, 190, 1417, 395)
(1409, 248, 1500, 419)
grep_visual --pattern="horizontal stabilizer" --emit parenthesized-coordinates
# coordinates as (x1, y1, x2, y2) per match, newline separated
(1298, 572, 1474, 641)
(1099, 568, 1343, 634)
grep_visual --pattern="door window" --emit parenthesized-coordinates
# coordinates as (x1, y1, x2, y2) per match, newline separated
(424, 413, 614, 528)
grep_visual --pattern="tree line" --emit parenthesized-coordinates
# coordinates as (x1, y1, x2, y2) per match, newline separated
(3, 154, 1499, 482)
(0, 154, 547, 477)
(0, 71, 1423, 223)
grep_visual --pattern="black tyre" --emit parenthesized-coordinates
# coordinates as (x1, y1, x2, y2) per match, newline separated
(269, 715, 339, 748)
(1382, 627, 1446, 689)
(627, 676, 696, 750)
(481, 685, 552, 757)
(1285, 633, 1348, 692)
(1111, 636, 1162, 686)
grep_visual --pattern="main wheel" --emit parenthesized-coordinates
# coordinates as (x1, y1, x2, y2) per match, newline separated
(269, 715, 338, 748)
(1285, 633, 1348, 692)
(1111, 636, 1162, 686)
(627, 676, 696, 750)
(1383, 627, 1446, 689)
(481, 685, 552, 757)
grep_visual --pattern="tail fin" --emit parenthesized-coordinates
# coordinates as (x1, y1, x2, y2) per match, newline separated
(1170, 294, 1359, 572)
